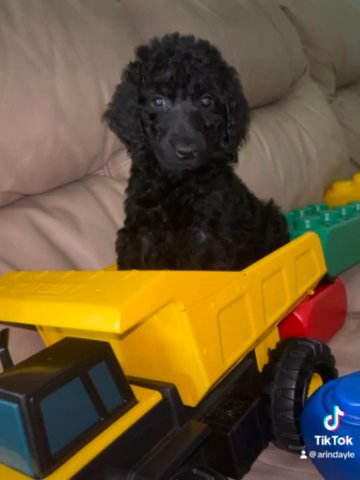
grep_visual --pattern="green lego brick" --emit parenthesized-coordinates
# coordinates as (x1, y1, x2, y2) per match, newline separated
(286, 202, 360, 277)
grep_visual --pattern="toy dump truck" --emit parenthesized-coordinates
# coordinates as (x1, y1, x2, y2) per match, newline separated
(0, 233, 337, 479)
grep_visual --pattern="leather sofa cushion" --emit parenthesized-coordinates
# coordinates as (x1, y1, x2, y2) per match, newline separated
(0, 0, 137, 207)
(278, 0, 360, 167)
(278, 0, 360, 98)
(332, 82, 360, 168)
(0, 174, 125, 273)
(236, 74, 348, 210)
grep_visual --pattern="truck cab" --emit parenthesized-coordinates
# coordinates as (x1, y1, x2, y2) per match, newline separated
(0, 337, 210, 480)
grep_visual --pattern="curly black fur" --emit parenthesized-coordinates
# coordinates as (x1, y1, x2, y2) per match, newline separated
(105, 33, 289, 270)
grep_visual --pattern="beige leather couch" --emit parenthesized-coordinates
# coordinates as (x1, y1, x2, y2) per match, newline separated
(0, 0, 359, 478)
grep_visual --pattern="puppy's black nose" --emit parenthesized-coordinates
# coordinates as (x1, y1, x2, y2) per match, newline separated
(175, 143, 197, 159)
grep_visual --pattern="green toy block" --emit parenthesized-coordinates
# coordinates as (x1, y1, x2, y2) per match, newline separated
(286, 202, 360, 277)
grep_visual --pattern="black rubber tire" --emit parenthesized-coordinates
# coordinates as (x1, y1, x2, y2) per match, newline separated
(262, 337, 337, 451)
(170, 466, 227, 480)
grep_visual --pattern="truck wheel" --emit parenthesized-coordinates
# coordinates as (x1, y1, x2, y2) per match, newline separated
(262, 337, 337, 451)
(170, 466, 227, 480)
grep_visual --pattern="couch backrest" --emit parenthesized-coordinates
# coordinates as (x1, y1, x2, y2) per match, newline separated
(278, 0, 360, 169)
(278, 0, 360, 98)
(0, 0, 137, 207)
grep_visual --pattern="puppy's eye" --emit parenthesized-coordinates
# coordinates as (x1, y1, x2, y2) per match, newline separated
(151, 95, 169, 109)
(200, 94, 214, 107)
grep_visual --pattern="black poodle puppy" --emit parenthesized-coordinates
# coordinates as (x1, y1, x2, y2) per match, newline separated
(105, 33, 289, 270)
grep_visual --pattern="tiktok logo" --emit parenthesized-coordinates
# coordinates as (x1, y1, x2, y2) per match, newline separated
(323, 405, 345, 431)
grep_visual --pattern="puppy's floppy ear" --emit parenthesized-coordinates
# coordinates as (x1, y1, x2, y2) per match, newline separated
(104, 63, 144, 154)
(226, 95, 250, 150)
(223, 74, 250, 159)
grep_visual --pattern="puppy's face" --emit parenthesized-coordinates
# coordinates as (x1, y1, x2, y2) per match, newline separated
(105, 35, 250, 173)
(140, 83, 227, 173)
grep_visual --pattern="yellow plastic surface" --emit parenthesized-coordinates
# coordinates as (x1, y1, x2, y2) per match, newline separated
(0, 385, 161, 480)
(254, 326, 280, 372)
(0, 233, 326, 406)
(324, 172, 360, 206)
(307, 373, 323, 398)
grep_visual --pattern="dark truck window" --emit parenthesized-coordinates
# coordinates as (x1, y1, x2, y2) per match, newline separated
(40, 377, 99, 456)
(0, 399, 34, 476)
(0, 338, 137, 478)
(88, 360, 124, 413)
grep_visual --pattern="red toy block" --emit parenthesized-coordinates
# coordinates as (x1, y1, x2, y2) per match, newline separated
(279, 277, 347, 343)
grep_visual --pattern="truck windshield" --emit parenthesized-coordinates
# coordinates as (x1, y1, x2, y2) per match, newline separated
(0, 399, 34, 476)
(40, 376, 100, 456)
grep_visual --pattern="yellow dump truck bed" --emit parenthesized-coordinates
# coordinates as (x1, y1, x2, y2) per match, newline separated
(0, 233, 326, 406)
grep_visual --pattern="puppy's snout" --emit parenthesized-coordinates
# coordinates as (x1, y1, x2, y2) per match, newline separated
(175, 143, 198, 159)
